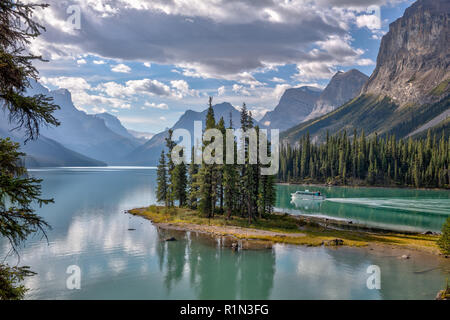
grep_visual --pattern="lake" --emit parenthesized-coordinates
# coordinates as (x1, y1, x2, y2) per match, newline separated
(1, 167, 448, 299)
(277, 184, 450, 232)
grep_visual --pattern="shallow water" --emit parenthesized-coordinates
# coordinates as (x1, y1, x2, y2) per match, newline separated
(1, 167, 448, 300)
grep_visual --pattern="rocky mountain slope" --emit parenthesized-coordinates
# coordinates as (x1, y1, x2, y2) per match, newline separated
(362, 0, 449, 106)
(305, 69, 368, 121)
(260, 86, 322, 131)
(26, 81, 139, 164)
(282, 0, 450, 143)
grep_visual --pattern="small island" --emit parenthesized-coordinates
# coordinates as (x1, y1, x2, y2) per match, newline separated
(127, 205, 446, 255)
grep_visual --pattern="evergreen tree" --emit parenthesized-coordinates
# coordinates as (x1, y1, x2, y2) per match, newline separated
(198, 97, 216, 217)
(0, 1, 60, 300)
(187, 147, 199, 209)
(165, 129, 176, 206)
(156, 151, 169, 206)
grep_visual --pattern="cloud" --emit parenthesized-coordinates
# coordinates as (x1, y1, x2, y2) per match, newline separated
(93, 60, 106, 64)
(292, 35, 368, 80)
(144, 102, 169, 110)
(272, 84, 292, 101)
(356, 14, 381, 30)
(77, 58, 87, 65)
(97, 79, 172, 98)
(111, 63, 131, 73)
(96, 78, 196, 100)
(217, 86, 225, 96)
(41, 76, 91, 91)
(170, 79, 198, 97)
(30, 0, 388, 82)
(232, 84, 250, 96)
(270, 77, 286, 83)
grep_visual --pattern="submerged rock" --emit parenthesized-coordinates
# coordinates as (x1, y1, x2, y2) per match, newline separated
(401, 254, 410, 259)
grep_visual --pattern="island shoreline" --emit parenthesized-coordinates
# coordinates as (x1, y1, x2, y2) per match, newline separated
(126, 206, 449, 259)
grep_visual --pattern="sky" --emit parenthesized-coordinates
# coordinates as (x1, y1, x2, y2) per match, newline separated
(28, 0, 415, 134)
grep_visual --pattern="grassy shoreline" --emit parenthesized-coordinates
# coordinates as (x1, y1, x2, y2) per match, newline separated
(128, 205, 445, 255)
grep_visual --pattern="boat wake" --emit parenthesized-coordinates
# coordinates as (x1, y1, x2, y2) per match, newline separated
(326, 198, 450, 216)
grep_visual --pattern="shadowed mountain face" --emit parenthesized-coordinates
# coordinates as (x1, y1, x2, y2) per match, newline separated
(25, 81, 140, 164)
(260, 70, 367, 132)
(362, 0, 450, 106)
(282, 0, 450, 143)
(95, 112, 144, 146)
(305, 69, 369, 121)
(124, 102, 257, 166)
(0, 115, 105, 167)
(260, 86, 322, 131)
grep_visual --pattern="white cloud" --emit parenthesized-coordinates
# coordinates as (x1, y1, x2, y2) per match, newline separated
(97, 79, 173, 98)
(273, 84, 292, 101)
(144, 62, 151, 68)
(144, 102, 169, 110)
(111, 63, 131, 73)
(92, 107, 108, 114)
(170, 79, 198, 98)
(77, 59, 87, 65)
(356, 14, 381, 30)
(41, 76, 91, 91)
(232, 84, 250, 96)
(217, 86, 226, 96)
(93, 60, 106, 65)
(357, 58, 375, 66)
(31, 0, 386, 83)
(270, 77, 286, 83)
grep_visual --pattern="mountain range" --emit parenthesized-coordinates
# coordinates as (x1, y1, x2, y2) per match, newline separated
(282, 0, 449, 144)
(261, 69, 369, 131)
(1, 0, 447, 167)
(123, 102, 258, 166)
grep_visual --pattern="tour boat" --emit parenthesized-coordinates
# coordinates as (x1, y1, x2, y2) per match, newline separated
(291, 190, 325, 201)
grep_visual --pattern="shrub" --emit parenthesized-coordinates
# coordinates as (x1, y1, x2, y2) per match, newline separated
(438, 217, 450, 255)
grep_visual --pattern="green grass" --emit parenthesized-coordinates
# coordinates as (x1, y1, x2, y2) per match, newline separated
(430, 79, 450, 96)
(128, 206, 441, 251)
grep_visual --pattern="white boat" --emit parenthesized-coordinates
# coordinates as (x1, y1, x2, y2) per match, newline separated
(291, 190, 325, 201)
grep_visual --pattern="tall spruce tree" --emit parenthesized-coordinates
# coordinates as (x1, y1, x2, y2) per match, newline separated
(165, 129, 176, 207)
(156, 151, 169, 206)
(198, 97, 216, 217)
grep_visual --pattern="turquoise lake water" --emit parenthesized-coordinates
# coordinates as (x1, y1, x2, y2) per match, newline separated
(276, 184, 450, 232)
(0, 167, 448, 299)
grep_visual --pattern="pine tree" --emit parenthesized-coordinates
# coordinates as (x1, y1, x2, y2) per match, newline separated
(198, 97, 216, 217)
(173, 161, 188, 207)
(156, 151, 169, 206)
(165, 129, 176, 206)
(188, 147, 199, 209)
(1, 1, 60, 300)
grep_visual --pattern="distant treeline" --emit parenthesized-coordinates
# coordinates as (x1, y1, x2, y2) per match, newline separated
(279, 130, 450, 189)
